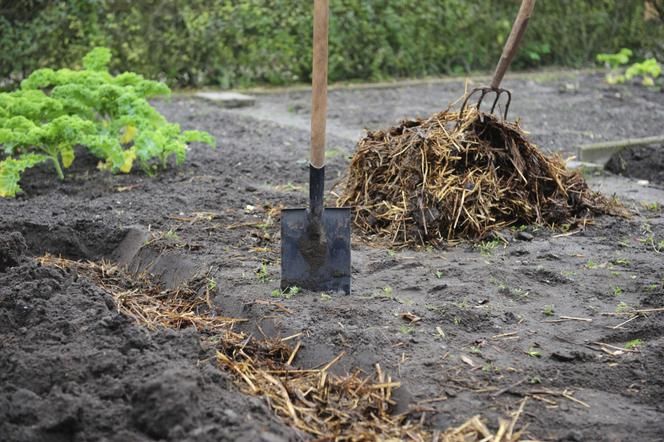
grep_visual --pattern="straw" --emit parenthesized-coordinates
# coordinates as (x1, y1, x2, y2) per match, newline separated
(338, 108, 625, 246)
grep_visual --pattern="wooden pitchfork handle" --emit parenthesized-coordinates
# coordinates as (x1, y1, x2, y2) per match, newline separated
(490, 0, 536, 89)
(459, 0, 536, 121)
(310, 0, 328, 170)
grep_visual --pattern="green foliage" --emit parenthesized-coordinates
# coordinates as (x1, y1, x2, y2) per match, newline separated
(625, 58, 662, 86)
(1, 1, 663, 89)
(0, 47, 215, 197)
(624, 338, 643, 350)
(597, 48, 633, 69)
(0, 154, 49, 198)
(597, 47, 662, 86)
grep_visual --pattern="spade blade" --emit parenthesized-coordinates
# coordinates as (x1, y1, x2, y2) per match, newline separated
(280, 207, 351, 294)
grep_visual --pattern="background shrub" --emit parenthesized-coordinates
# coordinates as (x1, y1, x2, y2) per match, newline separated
(1, 0, 663, 89)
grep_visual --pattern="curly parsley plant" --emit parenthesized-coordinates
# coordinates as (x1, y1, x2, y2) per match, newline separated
(0, 47, 215, 197)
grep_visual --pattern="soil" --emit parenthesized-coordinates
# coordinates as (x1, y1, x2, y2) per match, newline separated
(606, 143, 664, 185)
(1, 71, 664, 441)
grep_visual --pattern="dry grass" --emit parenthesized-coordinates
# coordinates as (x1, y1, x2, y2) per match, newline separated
(338, 108, 625, 246)
(38, 254, 529, 441)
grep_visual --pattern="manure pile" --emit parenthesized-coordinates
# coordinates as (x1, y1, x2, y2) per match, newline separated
(339, 108, 621, 245)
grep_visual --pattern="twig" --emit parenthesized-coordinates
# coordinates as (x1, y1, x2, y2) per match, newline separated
(592, 341, 640, 353)
(634, 307, 664, 314)
(559, 315, 592, 322)
(416, 396, 448, 405)
(611, 315, 639, 329)
(507, 397, 528, 439)
(491, 331, 518, 339)
(562, 390, 590, 408)
(280, 332, 303, 342)
(491, 378, 527, 398)
(287, 341, 301, 365)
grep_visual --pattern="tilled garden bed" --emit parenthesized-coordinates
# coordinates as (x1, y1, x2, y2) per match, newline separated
(1, 73, 664, 441)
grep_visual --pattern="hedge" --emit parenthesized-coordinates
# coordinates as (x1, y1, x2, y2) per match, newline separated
(1, 0, 662, 88)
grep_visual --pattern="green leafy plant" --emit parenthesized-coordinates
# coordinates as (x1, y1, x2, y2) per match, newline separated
(0, 47, 215, 197)
(624, 58, 662, 86)
(611, 258, 631, 267)
(624, 339, 643, 350)
(527, 347, 542, 358)
(597, 48, 633, 69)
(585, 260, 599, 269)
(477, 239, 501, 256)
(256, 262, 270, 283)
(597, 49, 662, 86)
(615, 301, 631, 313)
(542, 304, 555, 317)
(399, 324, 415, 335)
(271, 286, 301, 299)
(597, 48, 632, 84)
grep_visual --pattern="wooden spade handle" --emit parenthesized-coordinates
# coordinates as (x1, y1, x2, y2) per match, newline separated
(310, 0, 328, 169)
(490, 0, 536, 89)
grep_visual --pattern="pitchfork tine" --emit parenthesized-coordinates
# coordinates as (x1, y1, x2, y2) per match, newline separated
(456, 0, 535, 125)
(457, 87, 512, 125)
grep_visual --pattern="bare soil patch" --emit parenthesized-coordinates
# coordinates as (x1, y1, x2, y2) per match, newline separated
(1, 72, 664, 441)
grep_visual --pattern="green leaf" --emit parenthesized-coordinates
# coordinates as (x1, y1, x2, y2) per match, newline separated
(82, 47, 112, 72)
(0, 154, 49, 198)
(182, 130, 216, 147)
(60, 144, 75, 168)
(0, 46, 216, 187)
(20, 68, 57, 90)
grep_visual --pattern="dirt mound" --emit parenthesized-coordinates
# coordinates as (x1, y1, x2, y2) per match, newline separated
(0, 253, 296, 442)
(339, 109, 621, 245)
(606, 143, 664, 185)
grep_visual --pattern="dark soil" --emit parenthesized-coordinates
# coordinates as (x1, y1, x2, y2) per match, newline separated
(0, 231, 299, 442)
(1, 72, 664, 441)
(606, 143, 664, 185)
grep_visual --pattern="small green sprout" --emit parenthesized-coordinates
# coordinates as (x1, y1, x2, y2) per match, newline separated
(625, 339, 643, 350)
(164, 229, 180, 240)
(542, 305, 555, 317)
(271, 286, 301, 299)
(482, 363, 499, 373)
(399, 324, 415, 335)
(642, 201, 661, 212)
(256, 262, 269, 283)
(477, 239, 501, 256)
(435, 270, 444, 279)
(527, 348, 542, 358)
(615, 302, 631, 313)
(207, 278, 217, 291)
(612, 286, 624, 296)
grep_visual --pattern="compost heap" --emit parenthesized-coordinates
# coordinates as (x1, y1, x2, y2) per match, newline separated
(339, 108, 621, 246)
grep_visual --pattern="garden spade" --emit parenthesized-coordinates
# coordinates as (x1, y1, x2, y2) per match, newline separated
(280, 0, 351, 294)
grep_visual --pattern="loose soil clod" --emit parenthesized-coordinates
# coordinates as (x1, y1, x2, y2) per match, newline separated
(339, 108, 625, 246)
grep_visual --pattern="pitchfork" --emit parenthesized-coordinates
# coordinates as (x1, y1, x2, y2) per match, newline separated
(459, 0, 536, 121)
